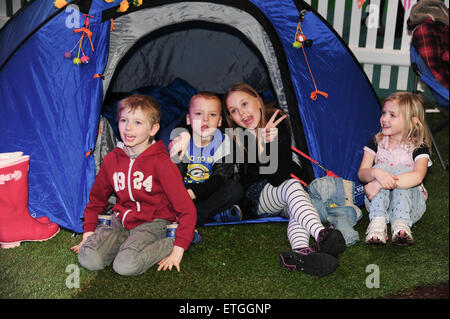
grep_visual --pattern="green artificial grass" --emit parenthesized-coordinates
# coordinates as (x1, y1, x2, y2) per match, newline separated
(0, 112, 448, 299)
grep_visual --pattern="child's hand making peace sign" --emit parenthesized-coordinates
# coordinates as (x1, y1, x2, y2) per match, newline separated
(259, 109, 287, 143)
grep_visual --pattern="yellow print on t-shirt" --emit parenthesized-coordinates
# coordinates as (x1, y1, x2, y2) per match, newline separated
(184, 164, 210, 183)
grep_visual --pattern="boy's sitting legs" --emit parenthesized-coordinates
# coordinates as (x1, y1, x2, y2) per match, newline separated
(195, 179, 244, 226)
(112, 219, 174, 276)
(78, 215, 128, 271)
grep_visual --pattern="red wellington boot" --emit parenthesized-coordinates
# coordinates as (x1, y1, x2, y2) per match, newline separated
(0, 153, 60, 249)
(35, 216, 51, 224)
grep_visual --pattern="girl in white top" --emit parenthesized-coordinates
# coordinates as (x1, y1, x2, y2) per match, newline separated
(358, 92, 432, 246)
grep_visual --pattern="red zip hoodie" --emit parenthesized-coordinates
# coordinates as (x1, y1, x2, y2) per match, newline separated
(83, 141, 196, 251)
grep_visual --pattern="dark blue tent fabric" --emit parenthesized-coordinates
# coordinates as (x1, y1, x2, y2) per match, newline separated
(0, 0, 381, 232)
(204, 216, 288, 226)
(102, 77, 198, 142)
(0, 0, 61, 68)
(0, 4, 110, 232)
(129, 78, 198, 130)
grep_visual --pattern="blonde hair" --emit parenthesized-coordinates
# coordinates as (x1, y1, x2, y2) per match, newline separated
(117, 94, 161, 125)
(376, 91, 432, 153)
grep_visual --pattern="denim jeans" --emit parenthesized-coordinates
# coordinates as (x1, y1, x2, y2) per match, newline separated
(308, 176, 361, 246)
(364, 163, 426, 226)
(78, 216, 173, 276)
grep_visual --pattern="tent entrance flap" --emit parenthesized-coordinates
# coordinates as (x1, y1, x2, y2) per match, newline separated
(102, 2, 288, 113)
(102, 1, 315, 184)
(107, 21, 272, 95)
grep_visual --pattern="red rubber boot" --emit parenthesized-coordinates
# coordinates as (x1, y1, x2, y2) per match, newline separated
(35, 216, 51, 224)
(0, 153, 60, 249)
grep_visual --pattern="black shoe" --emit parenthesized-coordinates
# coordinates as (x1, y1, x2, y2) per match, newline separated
(279, 247, 338, 277)
(317, 226, 346, 257)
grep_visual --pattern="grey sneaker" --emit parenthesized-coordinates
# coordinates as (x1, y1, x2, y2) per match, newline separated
(365, 217, 388, 245)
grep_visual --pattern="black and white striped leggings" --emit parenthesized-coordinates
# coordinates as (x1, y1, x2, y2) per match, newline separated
(257, 179, 324, 250)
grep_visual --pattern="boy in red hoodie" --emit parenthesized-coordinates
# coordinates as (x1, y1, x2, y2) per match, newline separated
(71, 94, 196, 275)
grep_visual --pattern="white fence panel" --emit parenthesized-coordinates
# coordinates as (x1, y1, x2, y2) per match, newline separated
(310, 0, 448, 95)
(363, 0, 380, 83)
(317, 0, 329, 17)
(398, 2, 416, 90)
(12, 0, 22, 13)
(379, 0, 400, 89)
(0, 1, 9, 28)
(0, 0, 29, 28)
(333, 0, 346, 36)
(0, 0, 24, 17)
(349, 0, 362, 48)
(294, 0, 431, 93)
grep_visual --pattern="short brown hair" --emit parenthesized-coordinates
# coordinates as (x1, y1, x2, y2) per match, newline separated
(189, 92, 221, 111)
(117, 94, 161, 125)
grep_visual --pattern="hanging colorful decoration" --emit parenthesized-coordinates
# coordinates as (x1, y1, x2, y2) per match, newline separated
(104, 0, 143, 13)
(54, 0, 68, 9)
(292, 13, 328, 101)
(293, 15, 308, 49)
(357, 0, 365, 9)
(64, 14, 95, 65)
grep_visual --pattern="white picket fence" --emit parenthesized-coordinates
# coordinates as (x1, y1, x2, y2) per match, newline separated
(1, 0, 449, 94)
(0, 0, 27, 28)
(304, 0, 449, 93)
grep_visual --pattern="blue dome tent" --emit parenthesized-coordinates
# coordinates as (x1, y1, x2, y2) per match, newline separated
(0, 0, 381, 233)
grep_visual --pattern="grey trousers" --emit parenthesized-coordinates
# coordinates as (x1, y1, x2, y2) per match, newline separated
(78, 215, 174, 276)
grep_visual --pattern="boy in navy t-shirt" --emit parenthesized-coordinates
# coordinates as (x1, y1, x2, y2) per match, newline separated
(176, 92, 244, 226)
